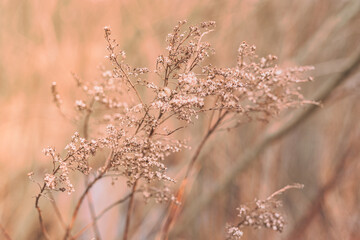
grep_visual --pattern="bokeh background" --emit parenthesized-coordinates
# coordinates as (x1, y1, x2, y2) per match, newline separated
(0, 0, 359, 239)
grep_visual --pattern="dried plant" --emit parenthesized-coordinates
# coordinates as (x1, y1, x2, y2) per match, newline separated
(30, 21, 314, 239)
(226, 184, 304, 240)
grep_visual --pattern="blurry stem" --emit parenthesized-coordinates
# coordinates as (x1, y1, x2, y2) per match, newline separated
(135, 107, 150, 135)
(160, 111, 228, 239)
(48, 191, 67, 230)
(0, 223, 11, 240)
(123, 180, 138, 240)
(84, 178, 101, 240)
(164, 64, 170, 87)
(285, 143, 357, 240)
(294, 0, 360, 62)
(285, 103, 359, 240)
(207, 96, 220, 131)
(64, 151, 114, 240)
(72, 191, 139, 240)
(83, 98, 95, 140)
(170, 44, 360, 238)
(64, 173, 104, 239)
(83, 99, 102, 240)
(35, 185, 51, 240)
(185, 111, 228, 178)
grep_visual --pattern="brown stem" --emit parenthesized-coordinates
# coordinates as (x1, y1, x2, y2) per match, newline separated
(185, 111, 228, 178)
(63, 174, 103, 239)
(35, 186, 50, 240)
(72, 191, 138, 239)
(123, 180, 138, 240)
(285, 151, 353, 240)
(160, 111, 228, 239)
(84, 178, 102, 240)
(83, 99, 95, 140)
(285, 117, 359, 240)
(63, 151, 113, 240)
(82, 99, 102, 240)
(48, 191, 67, 230)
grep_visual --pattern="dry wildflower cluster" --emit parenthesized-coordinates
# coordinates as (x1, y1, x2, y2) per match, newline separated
(227, 184, 304, 240)
(31, 21, 313, 239)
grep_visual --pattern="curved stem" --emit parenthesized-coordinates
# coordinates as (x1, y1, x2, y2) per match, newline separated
(161, 111, 228, 239)
(63, 151, 113, 239)
(0, 223, 12, 240)
(123, 180, 138, 240)
(82, 99, 102, 240)
(72, 191, 138, 239)
(185, 111, 228, 178)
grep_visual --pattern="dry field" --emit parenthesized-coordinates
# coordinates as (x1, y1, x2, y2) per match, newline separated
(0, 0, 359, 239)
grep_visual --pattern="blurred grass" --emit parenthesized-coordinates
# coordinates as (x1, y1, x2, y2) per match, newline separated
(0, 0, 359, 239)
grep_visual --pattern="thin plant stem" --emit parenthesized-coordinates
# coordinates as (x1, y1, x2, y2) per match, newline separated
(123, 180, 139, 240)
(48, 191, 67, 230)
(84, 178, 102, 240)
(161, 111, 228, 239)
(72, 191, 139, 239)
(104, 31, 143, 105)
(63, 151, 113, 239)
(35, 151, 81, 239)
(35, 185, 50, 240)
(185, 111, 228, 178)
(82, 99, 102, 240)
(266, 183, 304, 201)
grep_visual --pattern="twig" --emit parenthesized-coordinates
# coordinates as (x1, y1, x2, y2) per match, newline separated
(83, 98, 95, 140)
(104, 30, 143, 105)
(154, 126, 186, 136)
(123, 180, 138, 240)
(34, 151, 81, 239)
(266, 183, 304, 201)
(35, 185, 51, 240)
